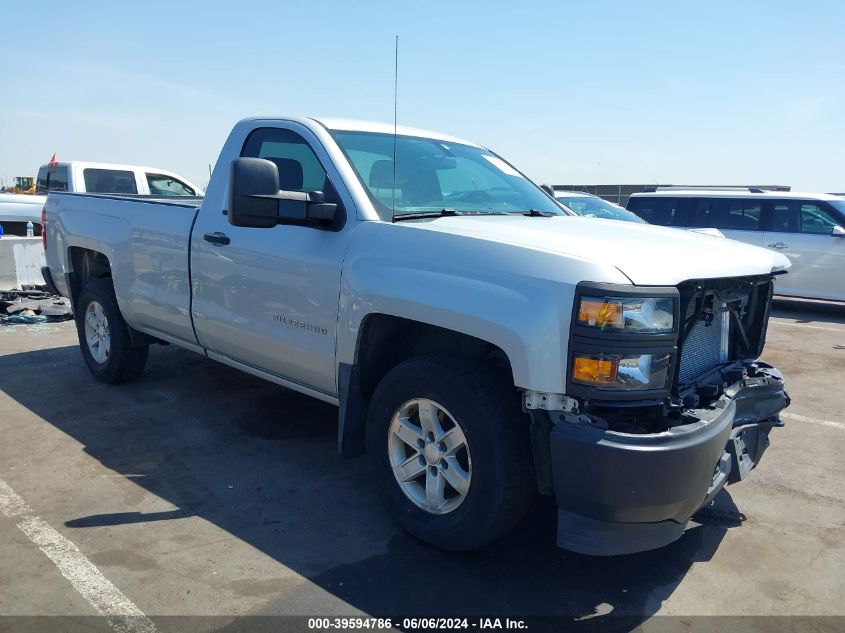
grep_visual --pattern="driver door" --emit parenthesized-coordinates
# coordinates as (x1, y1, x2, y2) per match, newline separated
(191, 125, 353, 397)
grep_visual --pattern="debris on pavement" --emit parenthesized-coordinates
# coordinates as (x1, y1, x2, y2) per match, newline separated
(0, 286, 73, 325)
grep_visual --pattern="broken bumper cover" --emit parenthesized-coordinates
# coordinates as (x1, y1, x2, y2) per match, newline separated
(551, 364, 788, 556)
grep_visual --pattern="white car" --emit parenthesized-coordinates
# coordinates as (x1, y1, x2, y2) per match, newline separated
(628, 188, 845, 302)
(553, 190, 646, 223)
(0, 161, 203, 236)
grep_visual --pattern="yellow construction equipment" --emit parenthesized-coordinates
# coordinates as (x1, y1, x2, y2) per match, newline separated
(9, 176, 36, 194)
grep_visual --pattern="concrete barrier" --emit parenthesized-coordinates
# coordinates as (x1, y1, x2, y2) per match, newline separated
(0, 237, 47, 290)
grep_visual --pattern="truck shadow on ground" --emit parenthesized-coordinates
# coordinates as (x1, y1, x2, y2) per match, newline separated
(0, 343, 744, 629)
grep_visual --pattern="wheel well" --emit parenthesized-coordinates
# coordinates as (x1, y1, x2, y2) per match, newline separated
(355, 314, 515, 401)
(337, 314, 519, 457)
(67, 247, 111, 306)
(66, 248, 160, 348)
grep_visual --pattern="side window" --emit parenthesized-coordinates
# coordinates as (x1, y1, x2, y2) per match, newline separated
(36, 165, 69, 194)
(626, 198, 665, 225)
(626, 197, 690, 226)
(665, 198, 691, 226)
(689, 199, 711, 227)
(625, 197, 654, 222)
(83, 168, 138, 194)
(712, 199, 762, 230)
(241, 128, 328, 193)
(644, 199, 671, 224)
(146, 173, 195, 196)
(771, 201, 798, 233)
(799, 203, 839, 235)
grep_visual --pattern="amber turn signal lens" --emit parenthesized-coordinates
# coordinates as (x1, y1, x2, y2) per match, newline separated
(572, 356, 619, 385)
(577, 299, 623, 329)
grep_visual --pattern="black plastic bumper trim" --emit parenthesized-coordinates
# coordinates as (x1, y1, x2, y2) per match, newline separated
(551, 364, 787, 554)
(557, 509, 688, 556)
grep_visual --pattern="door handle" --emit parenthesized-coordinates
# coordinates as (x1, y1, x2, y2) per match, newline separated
(767, 242, 788, 249)
(203, 232, 230, 245)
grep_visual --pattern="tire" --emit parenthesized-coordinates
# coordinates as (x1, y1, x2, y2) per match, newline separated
(75, 278, 148, 384)
(366, 356, 535, 551)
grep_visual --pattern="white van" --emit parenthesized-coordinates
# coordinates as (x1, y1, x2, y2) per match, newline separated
(627, 189, 845, 302)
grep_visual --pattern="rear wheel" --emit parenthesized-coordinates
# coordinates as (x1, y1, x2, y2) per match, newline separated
(75, 278, 148, 384)
(366, 356, 534, 551)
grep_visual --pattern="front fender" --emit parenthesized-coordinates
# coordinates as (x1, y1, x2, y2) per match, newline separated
(336, 222, 630, 393)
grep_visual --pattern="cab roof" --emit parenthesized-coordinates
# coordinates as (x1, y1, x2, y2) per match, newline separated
(313, 117, 482, 147)
(241, 116, 483, 148)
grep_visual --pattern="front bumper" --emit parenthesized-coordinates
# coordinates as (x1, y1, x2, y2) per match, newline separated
(551, 363, 788, 556)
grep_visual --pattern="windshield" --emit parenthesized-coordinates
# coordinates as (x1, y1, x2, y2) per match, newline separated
(331, 130, 565, 220)
(556, 196, 646, 223)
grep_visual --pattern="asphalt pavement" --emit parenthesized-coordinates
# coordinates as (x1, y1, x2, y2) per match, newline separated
(0, 302, 843, 632)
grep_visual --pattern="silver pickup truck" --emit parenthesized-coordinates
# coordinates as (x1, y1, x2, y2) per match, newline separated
(43, 116, 791, 555)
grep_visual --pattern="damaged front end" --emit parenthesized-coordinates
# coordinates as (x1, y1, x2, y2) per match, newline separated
(530, 276, 789, 556)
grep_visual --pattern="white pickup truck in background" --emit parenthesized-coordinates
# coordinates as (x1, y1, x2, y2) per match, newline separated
(0, 161, 203, 236)
(43, 116, 791, 555)
(0, 193, 46, 238)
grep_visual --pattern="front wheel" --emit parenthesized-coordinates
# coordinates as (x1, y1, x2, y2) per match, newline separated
(75, 278, 148, 384)
(366, 356, 534, 551)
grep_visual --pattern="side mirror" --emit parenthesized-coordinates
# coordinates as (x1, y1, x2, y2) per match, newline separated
(832, 225, 845, 237)
(228, 157, 338, 228)
(228, 158, 280, 228)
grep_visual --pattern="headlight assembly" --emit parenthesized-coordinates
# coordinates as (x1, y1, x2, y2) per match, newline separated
(568, 284, 679, 398)
(572, 352, 672, 391)
(577, 297, 674, 334)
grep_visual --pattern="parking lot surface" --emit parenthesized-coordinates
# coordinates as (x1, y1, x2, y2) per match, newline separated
(0, 301, 843, 631)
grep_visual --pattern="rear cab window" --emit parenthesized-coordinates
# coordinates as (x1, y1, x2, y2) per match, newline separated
(36, 165, 70, 194)
(83, 168, 138, 194)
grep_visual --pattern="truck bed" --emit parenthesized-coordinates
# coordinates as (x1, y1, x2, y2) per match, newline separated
(45, 191, 203, 348)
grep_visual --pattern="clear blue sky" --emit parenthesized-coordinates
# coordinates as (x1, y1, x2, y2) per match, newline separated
(2, 0, 843, 191)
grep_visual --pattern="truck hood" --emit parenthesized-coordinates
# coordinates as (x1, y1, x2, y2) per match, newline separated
(409, 215, 791, 285)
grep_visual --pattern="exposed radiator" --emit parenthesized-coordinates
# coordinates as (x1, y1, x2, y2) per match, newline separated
(679, 302, 729, 383)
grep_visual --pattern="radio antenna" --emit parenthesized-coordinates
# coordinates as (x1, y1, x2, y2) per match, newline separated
(391, 35, 399, 222)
